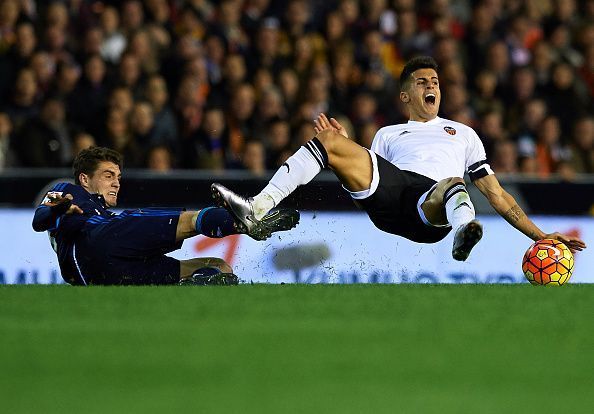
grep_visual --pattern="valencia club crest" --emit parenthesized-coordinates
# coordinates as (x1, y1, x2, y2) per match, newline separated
(444, 126, 457, 135)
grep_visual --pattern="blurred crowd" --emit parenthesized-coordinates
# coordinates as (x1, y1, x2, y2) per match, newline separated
(0, 0, 592, 178)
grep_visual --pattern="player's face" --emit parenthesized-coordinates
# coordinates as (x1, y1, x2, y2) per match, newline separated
(402, 68, 441, 122)
(84, 161, 121, 207)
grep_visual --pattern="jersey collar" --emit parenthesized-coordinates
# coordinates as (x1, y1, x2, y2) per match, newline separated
(407, 116, 441, 125)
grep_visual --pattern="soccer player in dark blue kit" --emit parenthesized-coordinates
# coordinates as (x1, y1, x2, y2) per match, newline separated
(33, 147, 299, 285)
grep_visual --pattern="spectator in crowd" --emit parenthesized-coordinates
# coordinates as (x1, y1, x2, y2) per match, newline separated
(15, 96, 71, 167)
(100, 6, 127, 64)
(491, 140, 519, 174)
(144, 74, 178, 151)
(0, 112, 16, 170)
(146, 144, 174, 172)
(568, 116, 594, 174)
(183, 106, 226, 170)
(71, 131, 96, 158)
(240, 138, 266, 176)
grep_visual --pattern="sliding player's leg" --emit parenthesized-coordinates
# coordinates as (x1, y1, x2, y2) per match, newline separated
(420, 177, 482, 261)
(212, 129, 372, 233)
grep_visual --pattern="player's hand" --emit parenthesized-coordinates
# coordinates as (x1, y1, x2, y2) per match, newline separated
(44, 193, 83, 215)
(314, 113, 348, 138)
(544, 232, 587, 253)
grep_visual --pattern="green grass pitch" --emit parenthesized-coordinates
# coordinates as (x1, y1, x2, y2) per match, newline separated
(2, 284, 594, 413)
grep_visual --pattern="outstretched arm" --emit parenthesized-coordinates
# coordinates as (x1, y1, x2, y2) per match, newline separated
(32, 194, 83, 232)
(473, 174, 586, 252)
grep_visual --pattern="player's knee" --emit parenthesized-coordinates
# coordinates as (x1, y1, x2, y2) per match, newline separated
(209, 258, 233, 273)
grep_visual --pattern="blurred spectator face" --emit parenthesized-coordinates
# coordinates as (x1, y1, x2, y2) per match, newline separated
(481, 111, 505, 140)
(220, 0, 242, 26)
(202, 108, 226, 136)
(475, 70, 497, 97)
(45, 25, 66, 52)
(549, 25, 570, 48)
(286, 0, 310, 28)
(178, 7, 204, 34)
(253, 68, 274, 95)
(538, 116, 561, 146)
(0, 113, 13, 138)
(31, 51, 56, 85)
(512, 67, 536, 100)
(0, 0, 19, 27)
(72, 133, 96, 156)
(121, 0, 144, 32)
(363, 30, 382, 57)
(257, 23, 279, 56)
(46, 2, 68, 31)
(486, 41, 510, 75)
(41, 99, 65, 126)
(326, 11, 346, 42)
(397, 10, 417, 37)
(352, 93, 377, 121)
(205, 35, 226, 65)
(523, 99, 547, 130)
(551, 63, 574, 89)
(492, 141, 518, 173)
(147, 146, 173, 172)
(442, 84, 467, 114)
(277, 69, 299, 102)
(441, 61, 466, 86)
(553, 0, 576, 21)
(145, 76, 168, 110)
(130, 102, 154, 135)
(100, 6, 120, 34)
(471, 5, 495, 35)
(85, 55, 106, 84)
(119, 54, 141, 86)
(268, 120, 290, 150)
(185, 56, 208, 83)
(339, 0, 359, 24)
(531, 41, 552, 71)
(231, 84, 256, 121)
(258, 86, 284, 119)
(434, 37, 458, 65)
(109, 88, 134, 114)
(15, 68, 37, 101)
(307, 76, 329, 104)
(106, 109, 130, 141)
(242, 140, 265, 175)
(56, 62, 81, 93)
(15, 22, 36, 57)
(294, 35, 314, 64)
(129, 30, 151, 60)
(572, 117, 594, 150)
(223, 54, 247, 84)
(84, 27, 104, 55)
(146, 0, 170, 23)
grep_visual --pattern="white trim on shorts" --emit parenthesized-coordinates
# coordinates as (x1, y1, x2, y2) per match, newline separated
(344, 149, 381, 200)
(416, 183, 451, 228)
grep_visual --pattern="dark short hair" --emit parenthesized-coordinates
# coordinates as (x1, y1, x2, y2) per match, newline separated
(73, 146, 123, 184)
(399, 56, 439, 91)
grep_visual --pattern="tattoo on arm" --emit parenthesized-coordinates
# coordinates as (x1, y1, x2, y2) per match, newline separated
(504, 204, 524, 224)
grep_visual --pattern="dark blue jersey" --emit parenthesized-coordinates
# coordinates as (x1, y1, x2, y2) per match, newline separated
(32, 182, 116, 282)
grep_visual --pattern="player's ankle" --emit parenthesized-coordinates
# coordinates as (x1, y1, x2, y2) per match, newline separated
(252, 193, 275, 220)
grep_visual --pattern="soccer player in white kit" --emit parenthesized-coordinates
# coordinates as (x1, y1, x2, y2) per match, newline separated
(212, 56, 586, 260)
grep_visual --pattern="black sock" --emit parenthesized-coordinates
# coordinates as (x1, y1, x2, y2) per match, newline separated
(195, 207, 237, 238)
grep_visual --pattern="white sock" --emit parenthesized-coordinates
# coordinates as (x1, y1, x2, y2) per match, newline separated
(252, 141, 327, 219)
(444, 184, 475, 231)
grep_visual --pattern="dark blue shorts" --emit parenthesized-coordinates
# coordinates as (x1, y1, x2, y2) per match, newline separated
(73, 208, 184, 285)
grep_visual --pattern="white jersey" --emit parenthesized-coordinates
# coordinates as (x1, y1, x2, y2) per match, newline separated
(370, 116, 493, 182)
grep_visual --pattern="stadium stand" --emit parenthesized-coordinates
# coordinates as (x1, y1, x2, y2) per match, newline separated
(0, 0, 592, 178)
